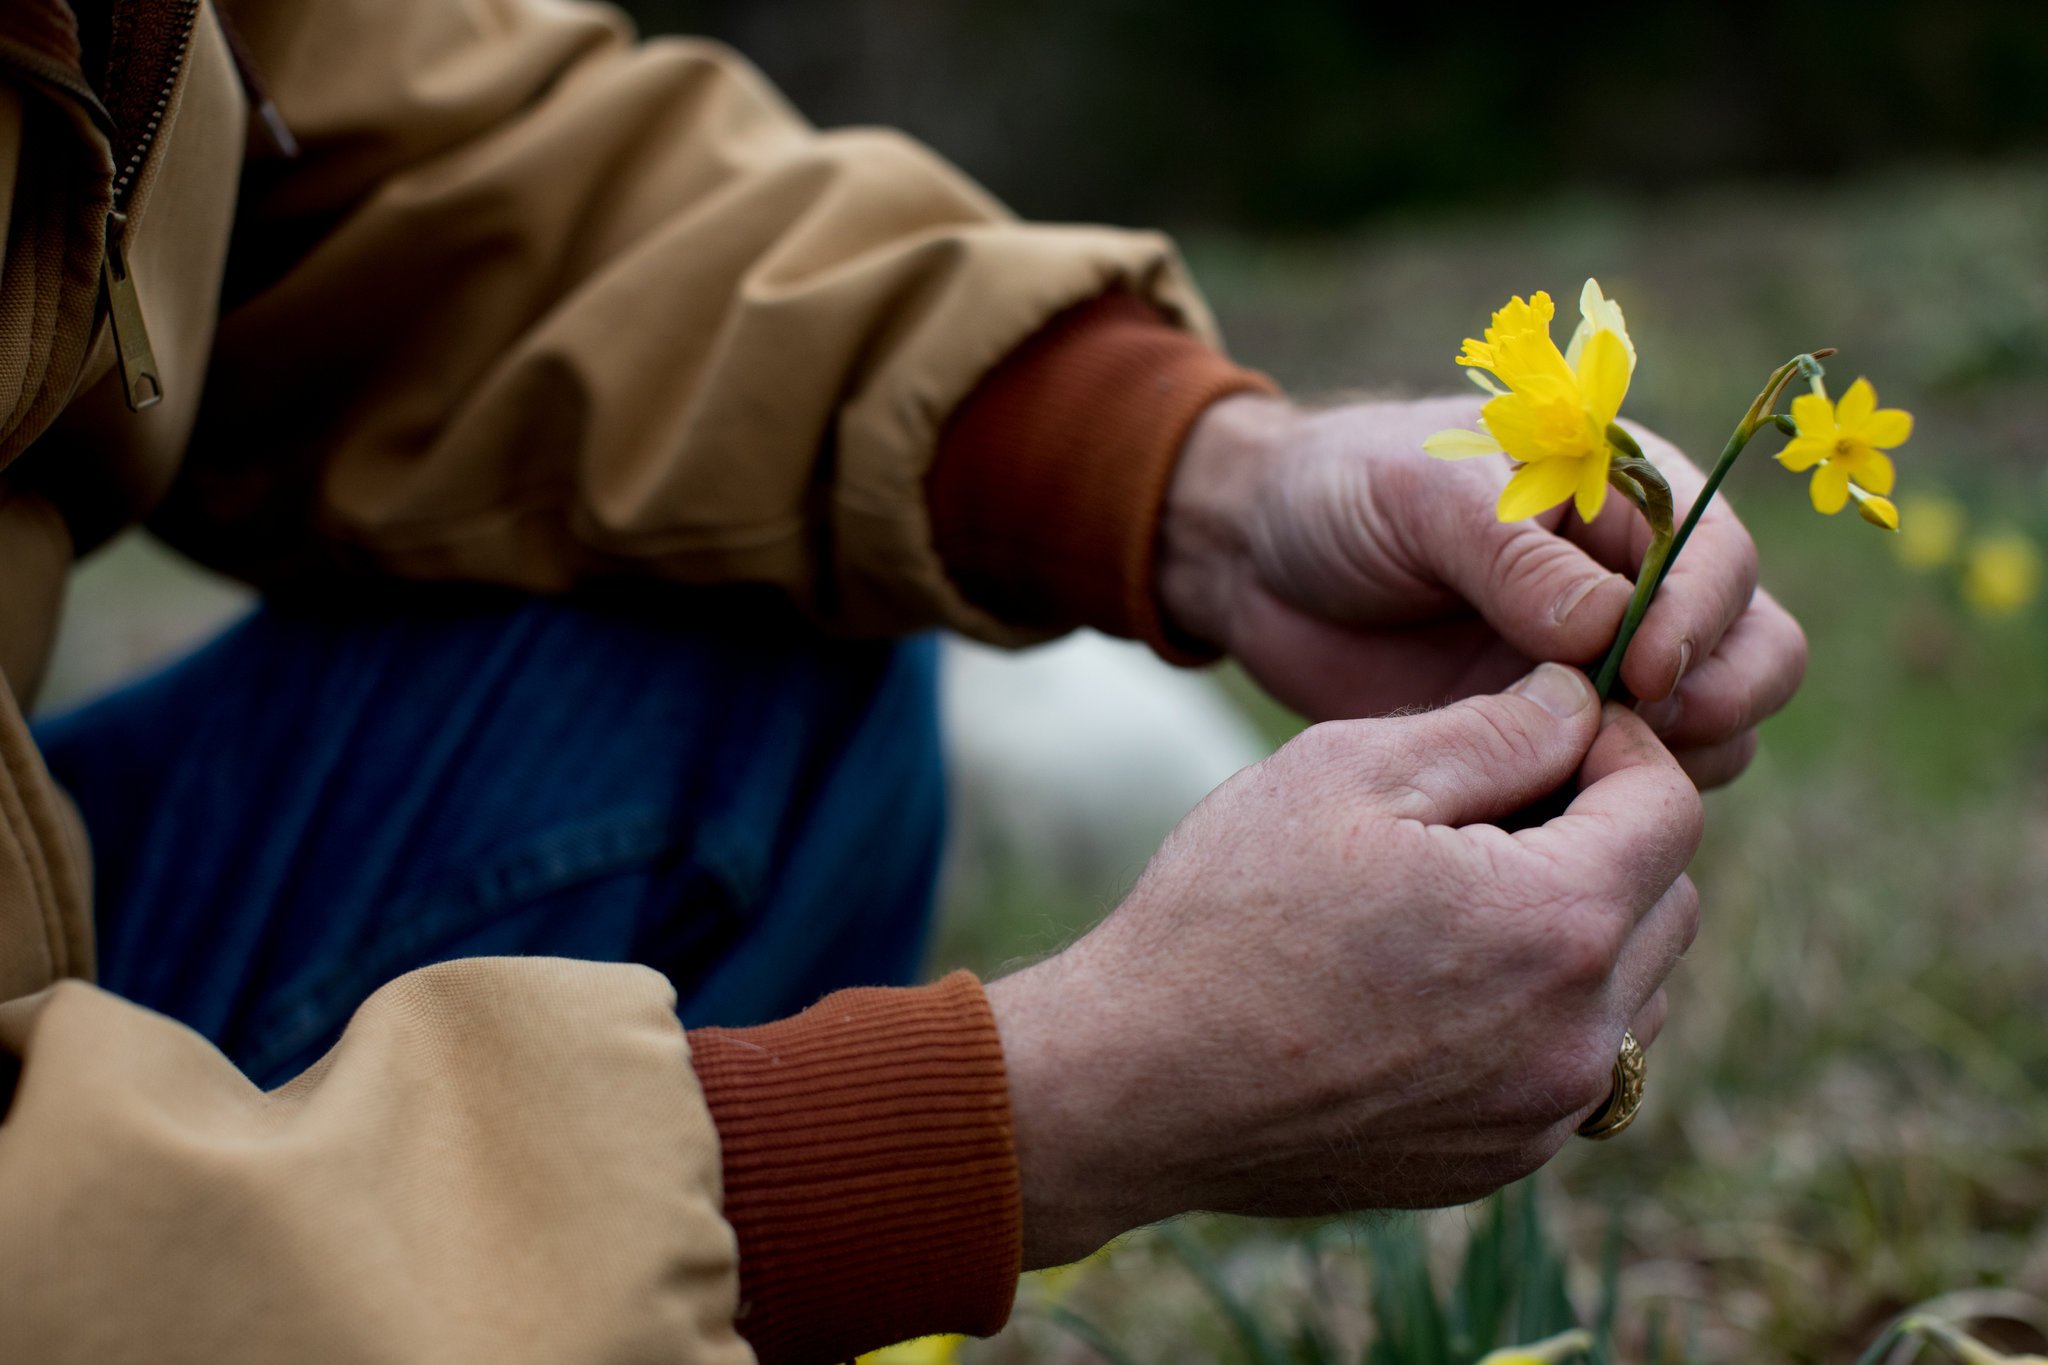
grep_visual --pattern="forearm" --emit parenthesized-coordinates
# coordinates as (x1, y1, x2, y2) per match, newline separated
(176, 0, 1234, 645)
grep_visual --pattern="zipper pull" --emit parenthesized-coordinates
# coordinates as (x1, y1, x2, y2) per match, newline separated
(101, 211, 163, 411)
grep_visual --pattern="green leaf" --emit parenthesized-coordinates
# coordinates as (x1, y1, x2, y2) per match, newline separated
(1042, 1305, 1144, 1365)
(1365, 1215, 1451, 1365)
(1160, 1222, 1295, 1365)
(1642, 1301, 1669, 1365)
(1589, 1206, 1624, 1364)
(1852, 1317, 1911, 1365)
(1450, 1197, 1510, 1355)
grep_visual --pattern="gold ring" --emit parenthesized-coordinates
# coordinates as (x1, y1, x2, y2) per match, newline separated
(1576, 1030, 1646, 1140)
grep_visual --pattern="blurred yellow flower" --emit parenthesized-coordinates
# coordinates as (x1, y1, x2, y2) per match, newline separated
(1476, 1327, 1594, 1364)
(1894, 494, 1966, 569)
(1424, 279, 1636, 525)
(858, 1334, 964, 1365)
(1962, 531, 2043, 617)
(1776, 377, 1912, 517)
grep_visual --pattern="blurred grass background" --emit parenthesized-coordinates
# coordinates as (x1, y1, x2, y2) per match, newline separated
(48, 3, 2048, 1360)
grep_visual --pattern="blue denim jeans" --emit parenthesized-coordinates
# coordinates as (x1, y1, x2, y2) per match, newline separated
(33, 596, 946, 1088)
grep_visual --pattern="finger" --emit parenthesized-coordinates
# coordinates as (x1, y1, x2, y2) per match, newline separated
(1227, 591, 1532, 721)
(1412, 475, 1635, 668)
(1516, 704, 1705, 911)
(1355, 663, 1599, 825)
(1610, 874, 1700, 1022)
(1635, 589, 1807, 748)
(1562, 876, 1694, 1131)
(1557, 988, 1668, 1132)
(1671, 731, 1759, 790)
(1629, 988, 1670, 1050)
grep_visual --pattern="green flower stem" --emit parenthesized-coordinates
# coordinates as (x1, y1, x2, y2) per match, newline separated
(1591, 523, 1675, 699)
(1647, 423, 1754, 605)
(1590, 355, 1819, 698)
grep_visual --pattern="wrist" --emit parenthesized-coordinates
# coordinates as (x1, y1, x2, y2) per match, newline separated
(985, 958, 1159, 1270)
(1157, 392, 1294, 651)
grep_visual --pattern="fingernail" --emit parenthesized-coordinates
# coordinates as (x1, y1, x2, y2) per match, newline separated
(1551, 574, 1608, 626)
(1637, 693, 1683, 735)
(1673, 639, 1694, 687)
(1512, 662, 1593, 719)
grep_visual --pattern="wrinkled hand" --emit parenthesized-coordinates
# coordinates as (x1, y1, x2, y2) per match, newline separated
(987, 666, 1700, 1268)
(1157, 393, 1807, 787)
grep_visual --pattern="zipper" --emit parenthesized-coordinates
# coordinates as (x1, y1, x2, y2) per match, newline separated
(100, 209, 160, 407)
(97, 0, 201, 411)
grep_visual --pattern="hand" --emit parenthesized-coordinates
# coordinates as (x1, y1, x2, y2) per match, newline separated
(1157, 393, 1807, 788)
(986, 665, 1702, 1268)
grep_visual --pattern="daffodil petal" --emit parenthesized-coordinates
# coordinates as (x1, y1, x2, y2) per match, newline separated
(1835, 377, 1877, 430)
(1563, 316, 1591, 373)
(1851, 448, 1897, 495)
(1577, 277, 1635, 372)
(1849, 488, 1899, 531)
(1576, 327, 1631, 429)
(1777, 436, 1833, 472)
(1790, 392, 1836, 440)
(1810, 461, 1852, 515)
(1573, 451, 1609, 523)
(1496, 457, 1581, 522)
(1423, 428, 1505, 460)
(1464, 367, 1508, 397)
(1478, 392, 1549, 454)
(1859, 408, 1913, 448)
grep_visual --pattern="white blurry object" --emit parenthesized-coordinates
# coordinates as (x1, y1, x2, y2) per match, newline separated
(940, 630, 1270, 902)
(40, 535, 253, 713)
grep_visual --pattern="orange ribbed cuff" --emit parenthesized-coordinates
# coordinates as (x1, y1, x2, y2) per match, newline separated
(931, 292, 1279, 663)
(690, 972, 1020, 1365)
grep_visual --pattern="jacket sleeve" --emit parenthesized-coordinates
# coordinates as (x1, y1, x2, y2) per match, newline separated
(155, 0, 1226, 644)
(0, 958, 757, 1365)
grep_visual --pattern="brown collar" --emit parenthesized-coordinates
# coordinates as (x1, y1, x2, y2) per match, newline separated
(0, 0, 86, 77)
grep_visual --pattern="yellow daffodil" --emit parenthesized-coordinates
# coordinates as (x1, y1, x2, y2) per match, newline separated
(858, 1334, 964, 1365)
(1894, 493, 1966, 569)
(1777, 377, 1911, 517)
(1475, 1327, 1594, 1364)
(1425, 279, 1637, 525)
(1962, 530, 2042, 617)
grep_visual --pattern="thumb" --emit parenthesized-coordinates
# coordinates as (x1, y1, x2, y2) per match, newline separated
(1436, 514, 1634, 665)
(1363, 663, 1600, 825)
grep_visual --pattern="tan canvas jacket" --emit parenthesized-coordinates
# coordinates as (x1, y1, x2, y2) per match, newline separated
(0, 0, 1216, 1358)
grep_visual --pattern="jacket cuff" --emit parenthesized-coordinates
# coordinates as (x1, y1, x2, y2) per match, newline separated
(930, 291, 1279, 665)
(689, 972, 1020, 1365)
